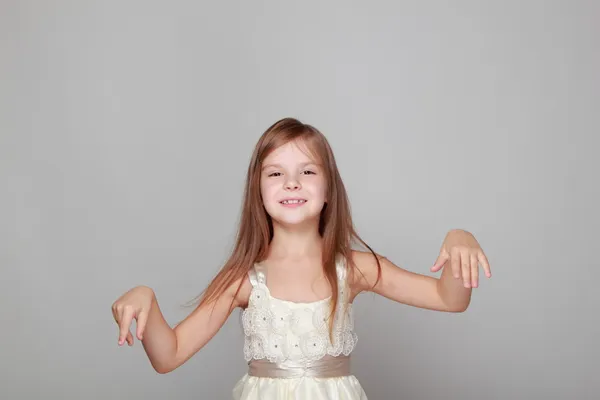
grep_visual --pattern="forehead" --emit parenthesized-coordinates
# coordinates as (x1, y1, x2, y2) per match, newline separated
(262, 141, 319, 165)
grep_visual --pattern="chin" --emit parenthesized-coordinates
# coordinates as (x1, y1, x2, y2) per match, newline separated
(269, 212, 322, 228)
(265, 200, 325, 227)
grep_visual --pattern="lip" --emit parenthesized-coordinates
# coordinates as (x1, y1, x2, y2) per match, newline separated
(279, 198, 307, 208)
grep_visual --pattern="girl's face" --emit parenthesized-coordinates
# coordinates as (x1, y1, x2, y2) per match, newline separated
(260, 141, 327, 228)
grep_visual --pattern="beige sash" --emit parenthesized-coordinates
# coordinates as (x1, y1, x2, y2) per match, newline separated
(248, 355, 351, 379)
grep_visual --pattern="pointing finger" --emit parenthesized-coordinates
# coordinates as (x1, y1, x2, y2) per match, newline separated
(460, 250, 470, 288)
(450, 248, 461, 279)
(479, 251, 492, 278)
(136, 309, 148, 340)
(470, 253, 479, 288)
(118, 306, 134, 346)
(126, 331, 134, 346)
(431, 252, 449, 272)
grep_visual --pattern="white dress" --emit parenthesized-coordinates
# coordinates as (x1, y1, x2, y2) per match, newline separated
(232, 257, 368, 400)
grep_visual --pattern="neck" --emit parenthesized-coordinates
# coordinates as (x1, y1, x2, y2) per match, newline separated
(268, 219, 322, 260)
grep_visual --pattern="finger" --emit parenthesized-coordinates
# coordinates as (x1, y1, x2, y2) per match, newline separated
(136, 309, 148, 340)
(461, 250, 470, 288)
(431, 252, 449, 272)
(118, 306, 134, 346)
(479, 251, 492, 278)
(111, 305, 119, 324)
(470, 253, 479, 288)
(450, 248, 461, 279)
(126, 331, 134, 346)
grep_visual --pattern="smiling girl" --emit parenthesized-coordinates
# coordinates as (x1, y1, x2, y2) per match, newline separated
(111, 117, 492, 399)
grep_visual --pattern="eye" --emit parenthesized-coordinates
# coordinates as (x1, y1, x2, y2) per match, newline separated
(302, 170, 316, 175)
(268, 172, 282, 177)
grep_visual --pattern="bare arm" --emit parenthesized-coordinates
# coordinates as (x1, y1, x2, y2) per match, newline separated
(114, 277, 251, 374)
(350, 250, 471, 312)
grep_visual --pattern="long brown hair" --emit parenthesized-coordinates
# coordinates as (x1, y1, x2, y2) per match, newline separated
(193, 117, 381, 339)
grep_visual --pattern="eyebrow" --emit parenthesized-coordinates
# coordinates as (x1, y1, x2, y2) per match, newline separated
(261, 162, 319, 170)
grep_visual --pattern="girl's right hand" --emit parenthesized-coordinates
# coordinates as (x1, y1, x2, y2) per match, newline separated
(111, 286, 155, 346)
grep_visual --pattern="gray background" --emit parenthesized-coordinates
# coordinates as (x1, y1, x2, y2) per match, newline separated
(1, 1, 598, 399)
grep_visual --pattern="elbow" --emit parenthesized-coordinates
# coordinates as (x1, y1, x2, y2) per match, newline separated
(451, 304, 468, 313)
(449, 299, 470, 313)
(438, 286, 471, 313)
(152, 361, 177, 374)
(441, 294, 470, 313)
(150, 337, 180, 374)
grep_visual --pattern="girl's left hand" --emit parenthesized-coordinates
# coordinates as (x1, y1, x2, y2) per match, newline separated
(430, 229, 491, 288)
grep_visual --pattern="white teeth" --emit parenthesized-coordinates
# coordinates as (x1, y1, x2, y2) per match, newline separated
(281, 199, 306, 205)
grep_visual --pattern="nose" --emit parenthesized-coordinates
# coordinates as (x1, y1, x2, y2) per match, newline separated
(284, 177, 301, 191)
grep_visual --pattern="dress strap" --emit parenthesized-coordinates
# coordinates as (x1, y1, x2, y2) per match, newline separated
(335, 254, 347, 282)
(335, 254, 350, 301)
(248, 262, 267, 287)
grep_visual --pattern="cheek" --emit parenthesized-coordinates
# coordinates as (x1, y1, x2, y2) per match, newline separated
(318, 187, 327, 203)
(307, 180, 327, 202)
(260, 180, 278, 203)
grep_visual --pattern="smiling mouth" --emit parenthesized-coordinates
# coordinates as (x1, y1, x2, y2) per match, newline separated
(280, 199, 307, 205)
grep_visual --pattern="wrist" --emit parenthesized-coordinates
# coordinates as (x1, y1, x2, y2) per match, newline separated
(136, 285, 156, 300)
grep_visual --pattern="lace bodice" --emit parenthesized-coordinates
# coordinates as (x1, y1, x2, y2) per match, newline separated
(241, 257, 358, 366)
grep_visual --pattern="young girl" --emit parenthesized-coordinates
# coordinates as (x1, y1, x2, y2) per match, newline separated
(111, 117, 491, 399)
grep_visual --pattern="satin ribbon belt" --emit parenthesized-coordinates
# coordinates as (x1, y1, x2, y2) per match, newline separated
(248, 355, 351, 379)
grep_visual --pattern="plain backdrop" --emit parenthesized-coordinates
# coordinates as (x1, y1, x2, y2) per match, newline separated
(1, 1, 598, 399)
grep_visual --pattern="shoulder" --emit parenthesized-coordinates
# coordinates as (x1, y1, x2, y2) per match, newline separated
(349, 249, 384, 266)
(222, 271, 253, 310)
(348, 250, 386, 292)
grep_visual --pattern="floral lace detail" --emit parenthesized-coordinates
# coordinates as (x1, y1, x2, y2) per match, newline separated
(241, 258, 358, 365)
